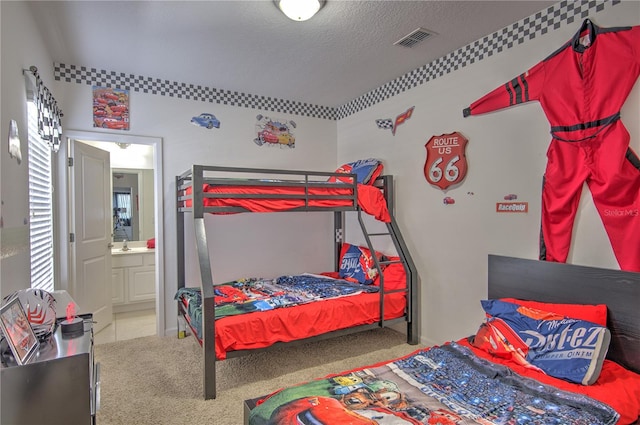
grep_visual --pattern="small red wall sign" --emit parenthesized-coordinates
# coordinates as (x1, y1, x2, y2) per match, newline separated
(496, 202, 529, 213)
(424, 132, 469, 190)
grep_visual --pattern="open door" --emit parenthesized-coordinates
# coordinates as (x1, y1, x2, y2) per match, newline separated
(68, 140, 113, 333)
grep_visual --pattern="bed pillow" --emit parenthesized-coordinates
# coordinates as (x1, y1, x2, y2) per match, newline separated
(328, 158, 383, 185)
(472, 299, 611, 385)
(499, 298, 608, 327)
(372, 257, 406, 290)
(338, 243, 383, 285)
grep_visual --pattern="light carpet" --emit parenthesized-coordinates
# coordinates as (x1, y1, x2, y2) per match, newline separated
(94, 328, 422, 425)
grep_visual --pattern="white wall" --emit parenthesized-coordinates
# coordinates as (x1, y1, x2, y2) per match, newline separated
(338, 2, 640, 345)
(0, 2, 55, 298)
(58, 81, 338, 334)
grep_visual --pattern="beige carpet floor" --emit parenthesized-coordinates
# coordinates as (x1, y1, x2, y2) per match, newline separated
(94, 328, 422, 425)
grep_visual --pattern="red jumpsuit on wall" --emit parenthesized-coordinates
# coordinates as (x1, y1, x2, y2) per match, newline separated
(463, 19, 640, 272)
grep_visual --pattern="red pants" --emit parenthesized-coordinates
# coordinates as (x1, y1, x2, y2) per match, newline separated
(541, 121, 640, 272)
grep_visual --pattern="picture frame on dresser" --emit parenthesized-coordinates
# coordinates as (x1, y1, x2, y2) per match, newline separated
(0, 297, 39, 365)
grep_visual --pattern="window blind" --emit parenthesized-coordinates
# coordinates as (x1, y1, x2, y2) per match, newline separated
(28, 101, 54, 292)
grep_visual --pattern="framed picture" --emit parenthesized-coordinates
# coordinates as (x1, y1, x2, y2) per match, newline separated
(0, 297, 39, 365)
(92, 86, 130, 131)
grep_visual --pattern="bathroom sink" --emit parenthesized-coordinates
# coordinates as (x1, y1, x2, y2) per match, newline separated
(111, 246, 153, 255)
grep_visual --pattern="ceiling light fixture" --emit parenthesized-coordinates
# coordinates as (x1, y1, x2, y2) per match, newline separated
(116, 142, 130, 149)
(275, 0, 324, 22)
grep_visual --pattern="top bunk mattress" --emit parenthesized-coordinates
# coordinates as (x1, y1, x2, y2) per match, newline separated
(176, 163, 392, 221)
(181, 183, 389, 221)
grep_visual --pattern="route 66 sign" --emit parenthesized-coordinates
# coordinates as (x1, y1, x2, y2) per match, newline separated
(424, 132, 468, 190)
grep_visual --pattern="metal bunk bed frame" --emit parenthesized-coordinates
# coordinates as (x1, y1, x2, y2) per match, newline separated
(176, 164, 419, 399)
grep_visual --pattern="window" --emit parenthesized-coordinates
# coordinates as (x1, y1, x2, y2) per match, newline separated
(27, 101, 54, 292)
(113, 190, 133, 241)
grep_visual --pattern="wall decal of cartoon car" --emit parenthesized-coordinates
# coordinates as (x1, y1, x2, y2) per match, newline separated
(277, 132, 295, 146)
(191, 113, 220, 129)
(254, 123, 295, 147)
(443, 197, 455, 205)
(256, 129, 278, 145)
(503, 194, 518, 200)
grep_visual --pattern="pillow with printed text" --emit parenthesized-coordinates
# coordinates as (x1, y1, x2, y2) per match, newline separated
(328, 158, 383, 185)
(471, 299, 610, 385)
(338, 243, 384, 285)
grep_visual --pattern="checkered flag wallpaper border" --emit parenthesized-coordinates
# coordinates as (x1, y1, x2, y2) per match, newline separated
(54, 0, 619, 122)
(54, 64, 337, 120)
(336, 0, 619, 119)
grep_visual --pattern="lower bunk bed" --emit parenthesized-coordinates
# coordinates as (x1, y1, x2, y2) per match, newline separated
(176, 266, 409, 360)
(244, 255, 640, 425)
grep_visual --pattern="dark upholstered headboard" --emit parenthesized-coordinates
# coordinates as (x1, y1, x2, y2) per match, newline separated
(488, 254, 640, 375)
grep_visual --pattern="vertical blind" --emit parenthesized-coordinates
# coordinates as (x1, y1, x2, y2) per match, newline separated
(28, 101, 55, 292)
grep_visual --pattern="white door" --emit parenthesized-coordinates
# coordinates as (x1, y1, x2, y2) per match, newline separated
(69, 141, 113, 333)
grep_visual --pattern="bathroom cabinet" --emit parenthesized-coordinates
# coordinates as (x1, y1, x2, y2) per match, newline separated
(111, 249, 155, 313)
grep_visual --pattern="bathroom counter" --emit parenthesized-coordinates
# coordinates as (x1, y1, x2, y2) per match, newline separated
(111, 247, 155, 256)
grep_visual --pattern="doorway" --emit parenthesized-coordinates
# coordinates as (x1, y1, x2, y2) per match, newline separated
(62, 130, 164, 339)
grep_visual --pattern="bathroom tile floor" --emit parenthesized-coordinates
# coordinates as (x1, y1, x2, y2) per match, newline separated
(94, 309, 156, 345)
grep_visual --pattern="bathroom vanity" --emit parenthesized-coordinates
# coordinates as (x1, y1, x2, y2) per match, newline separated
(111, 242, 155, 313)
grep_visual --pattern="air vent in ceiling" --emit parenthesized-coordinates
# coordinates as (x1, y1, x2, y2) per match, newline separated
(394, 27, 435, 48)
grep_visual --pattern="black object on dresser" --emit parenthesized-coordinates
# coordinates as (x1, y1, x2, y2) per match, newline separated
(1, 314, 100, 425)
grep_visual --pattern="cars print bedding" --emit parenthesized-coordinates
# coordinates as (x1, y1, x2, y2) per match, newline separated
(176, 274, 379, 335)
(176, 273, 407, 360)
(248, 340, 640, 425)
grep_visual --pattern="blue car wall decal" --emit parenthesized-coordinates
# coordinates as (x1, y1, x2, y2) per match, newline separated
(191, 113, 220, 129)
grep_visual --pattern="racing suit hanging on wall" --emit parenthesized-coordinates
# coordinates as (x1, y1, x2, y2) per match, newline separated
(463, 19, 640, 272)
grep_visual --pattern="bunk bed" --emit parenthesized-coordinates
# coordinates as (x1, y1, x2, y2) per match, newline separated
(175, 163, 419, 400)
(244, 255, 640, 425)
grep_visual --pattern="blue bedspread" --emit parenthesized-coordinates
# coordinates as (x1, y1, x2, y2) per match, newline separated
(249, 342, 619, 424)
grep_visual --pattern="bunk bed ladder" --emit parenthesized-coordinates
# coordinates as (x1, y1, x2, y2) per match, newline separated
(357, 175, 419, 345)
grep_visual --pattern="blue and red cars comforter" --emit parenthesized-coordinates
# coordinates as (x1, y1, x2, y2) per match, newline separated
(249, 341, 640, 425)
(176, 274, 379, 341)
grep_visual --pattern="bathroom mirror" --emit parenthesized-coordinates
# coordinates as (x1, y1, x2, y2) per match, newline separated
(112, 168, 154, 242)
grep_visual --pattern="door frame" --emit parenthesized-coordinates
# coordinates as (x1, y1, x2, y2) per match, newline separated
(61, 130, 164, 337)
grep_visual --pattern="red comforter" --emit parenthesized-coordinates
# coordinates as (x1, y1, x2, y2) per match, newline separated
(183, 289, 406, 360)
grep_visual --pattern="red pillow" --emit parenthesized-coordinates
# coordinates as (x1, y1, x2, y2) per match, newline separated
(499, 298, 607, 327)
(373, 256, 406, 291)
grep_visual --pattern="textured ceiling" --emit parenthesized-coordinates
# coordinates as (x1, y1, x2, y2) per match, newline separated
(27, 1, 555, 107)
